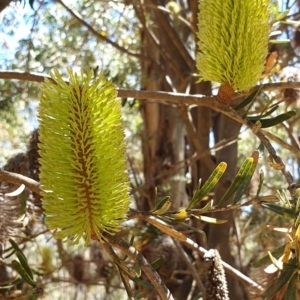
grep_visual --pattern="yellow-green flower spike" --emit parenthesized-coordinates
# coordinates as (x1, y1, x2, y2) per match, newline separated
(196, 0, 270, 103)
(38, 69, 130, 245)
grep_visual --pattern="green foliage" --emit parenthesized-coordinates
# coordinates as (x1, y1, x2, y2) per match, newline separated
(187, 162, 227, 209)
(1, 0, 300, 299)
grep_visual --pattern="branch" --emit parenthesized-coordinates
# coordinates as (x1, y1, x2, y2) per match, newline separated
(177, 105, 215, 173)
(0, 70, 297, 189)
(261, 129, 300, 160)
(106, 234, 174, 300)
(129, 209, 263, 292)
(1, 70, 300, 103)
(0, 170, 41, 195)
(55, 0, 144, 60)
(173, 238, 206, 299)
(0, 70, 51, 83)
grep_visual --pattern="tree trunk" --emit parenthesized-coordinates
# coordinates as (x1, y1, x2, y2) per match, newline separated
(137, 0, 246, 298)
(208, 114, 246, 298)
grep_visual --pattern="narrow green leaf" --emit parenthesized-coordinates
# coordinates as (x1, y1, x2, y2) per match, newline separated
(19, 190, 27, 216)
(275, 10, 290, 21)
(284, 272, 298, 300)
(218, 158, 253, 206)
(233, 151, 259, 204)
(151, 196, 170, 212)
(133, 262, 141, 277)
(269, 39, 290, 44)
(261, 269, 294, 300)
(11, 260, 36, 287)
(280, 20, 300, 26)
(234, 86, 263, 110)
(151, 197, 171, 216)
(247, 105, 279, 121)
(9, 238, 33, 280)
(131, 277, 154, 289)
(256, 169, 264, 197)
(151, 258, 165, 270)
(282, 262, 297, 271)
(260, 111, 296, 128)
(252, 244, 286, 268)
(261, 203, 295, 217)
(187, 162, 227, 209)
(190, 200, 213, 215)
(118, 266, 134, 299)
(16, 251, 34, 280)
(9, 239, 22, 254)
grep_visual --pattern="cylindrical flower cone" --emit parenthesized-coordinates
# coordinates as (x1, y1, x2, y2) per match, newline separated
(38, 69, 130, 245)
(197, 0, 270, 104)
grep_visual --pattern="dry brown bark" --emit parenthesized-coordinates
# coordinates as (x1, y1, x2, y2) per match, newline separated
(0, 0, 12, 12)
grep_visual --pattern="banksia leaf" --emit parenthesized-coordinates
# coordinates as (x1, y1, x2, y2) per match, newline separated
(197, 0, 270, 103)
(38, 69, 130, 245)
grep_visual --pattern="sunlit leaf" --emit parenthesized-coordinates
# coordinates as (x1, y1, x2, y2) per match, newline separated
(167, 208, 188, 221)
(269, 39, 290, 44)
(190, 200, 213, 215)
(151, 196, 171, 215)
(275, 10, 289, 21)
(133, 262, 141, 277)
(187, 162, 227, 209)
(280, 20, 300, 26)
(218, 157, 253, 206)
(191, 214, 227, 224)
(233, 151, 258, 204)
(252, 245, 286, 268)
(268, 251, 283, 270)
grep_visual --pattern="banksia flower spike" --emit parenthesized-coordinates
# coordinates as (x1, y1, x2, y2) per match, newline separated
(38, 69, 130, 245)
(197, 0, 270, 104)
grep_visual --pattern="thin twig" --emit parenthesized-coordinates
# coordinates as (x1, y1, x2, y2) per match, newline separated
(0, 70, 51, 83)
(55, 0, 144, 60)
(0, 70, 297, 189)
(173, 238, 206, 299)
(261, 128, 300, 160)
(129, 209, 264, 292)
(0, 170, 41, 195)
(177, 105, 215, 173)
(106, 234, 174, 300)
(2, 70, 300, 101)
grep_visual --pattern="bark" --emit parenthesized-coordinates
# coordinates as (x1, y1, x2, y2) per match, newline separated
(137, 0, 246, 298)
(0, 0, 12, 12)
(208, 114, 246, 299)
